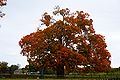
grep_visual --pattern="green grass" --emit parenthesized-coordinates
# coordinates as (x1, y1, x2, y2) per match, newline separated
(0, 79, 38, 80)
(0, 72, 120, 80)
(0, 79, 96, 80)
(0, 79, 30, 80)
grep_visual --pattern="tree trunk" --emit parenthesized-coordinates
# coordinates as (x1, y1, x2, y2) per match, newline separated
(56, 64, 64, 78)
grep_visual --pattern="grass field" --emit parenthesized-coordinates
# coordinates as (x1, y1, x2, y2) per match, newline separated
(0, 72, 120, 80)
(0, 79, 96, 80)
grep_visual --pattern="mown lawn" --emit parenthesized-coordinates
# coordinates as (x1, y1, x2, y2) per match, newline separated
(0, 79, 96, 80)
(0, 79, 37, 80)
(0, 72, 120, 80)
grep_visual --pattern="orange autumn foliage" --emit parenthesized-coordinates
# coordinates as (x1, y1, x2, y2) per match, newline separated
(19, 7, 111, 72)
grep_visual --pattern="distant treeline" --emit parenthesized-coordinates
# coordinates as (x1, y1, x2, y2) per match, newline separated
(1, 61, 120, 75)
(0, 61, 19, 74)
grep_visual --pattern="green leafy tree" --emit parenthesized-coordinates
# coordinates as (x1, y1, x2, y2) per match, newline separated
(9, 65, 19, 74)
(0, 61, 8, 73)
(25, 64, 37, 73)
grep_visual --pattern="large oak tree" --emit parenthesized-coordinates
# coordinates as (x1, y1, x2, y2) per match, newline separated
(19, 7, 111, 77)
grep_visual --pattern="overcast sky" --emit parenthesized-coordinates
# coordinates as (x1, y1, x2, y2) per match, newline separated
(0, 0, 120, 68)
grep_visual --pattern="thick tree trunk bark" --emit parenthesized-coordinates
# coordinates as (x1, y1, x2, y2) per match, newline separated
(56, 64, 64, 78)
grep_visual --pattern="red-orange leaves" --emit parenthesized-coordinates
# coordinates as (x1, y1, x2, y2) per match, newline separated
(55, 47, 88, 72)
(19, 30, 48, 60)
(19, 7, 111, 73)
(41, 12, 53, 26)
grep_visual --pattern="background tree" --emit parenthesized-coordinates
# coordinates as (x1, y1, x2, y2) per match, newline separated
(19, 7, 111, 77)
(9, 65, 19, 74)
(0, 61, 8, 73)
(0, 0, 7, 18)
(25, 64, 37, 73)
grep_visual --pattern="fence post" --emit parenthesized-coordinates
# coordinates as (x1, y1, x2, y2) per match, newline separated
(41, 68, 44, 78)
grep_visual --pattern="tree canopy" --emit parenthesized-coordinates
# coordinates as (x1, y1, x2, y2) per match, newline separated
(19, 7, 111, 76)
(0, 61, 8, 73)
